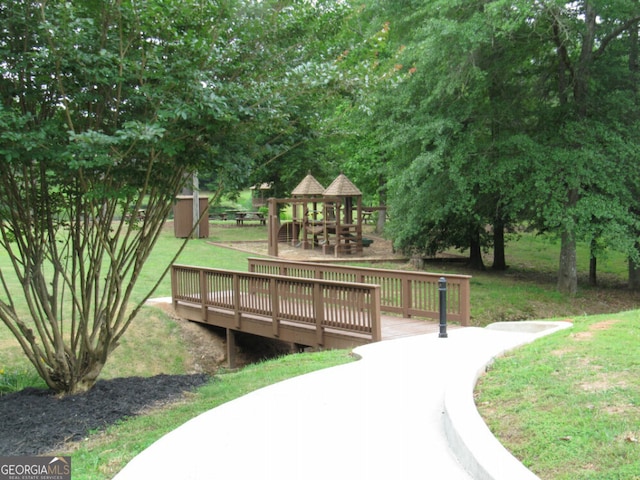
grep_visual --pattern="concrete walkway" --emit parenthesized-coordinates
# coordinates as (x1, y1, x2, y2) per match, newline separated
(113, 320, 571, 480)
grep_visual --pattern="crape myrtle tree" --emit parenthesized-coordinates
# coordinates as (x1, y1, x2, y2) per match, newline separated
(0, 0, 352, 394)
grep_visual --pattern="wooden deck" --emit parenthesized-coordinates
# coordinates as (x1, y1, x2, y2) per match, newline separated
(380, 314, 459, 340)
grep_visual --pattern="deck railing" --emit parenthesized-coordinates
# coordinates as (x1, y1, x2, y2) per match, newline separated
(171, 264, 382, 346)
(247, 258, 471, 326)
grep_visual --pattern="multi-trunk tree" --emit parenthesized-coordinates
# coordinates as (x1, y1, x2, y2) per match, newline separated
(0, 0, 352, 394)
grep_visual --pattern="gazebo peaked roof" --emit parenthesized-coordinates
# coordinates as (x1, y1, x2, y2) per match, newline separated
(292, 173, 325, 196)
(323, 173, 361, 197)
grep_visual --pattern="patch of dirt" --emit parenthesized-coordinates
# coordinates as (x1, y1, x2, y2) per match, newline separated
(211, 231, 408, 263)
(151, 301, 228, 374)
(570, 319, 621, 342)
(588, 319, 619, 331)
(152, 300, 296, 374)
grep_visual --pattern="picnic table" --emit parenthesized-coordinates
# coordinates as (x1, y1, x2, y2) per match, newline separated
(234, 211, 266, 226)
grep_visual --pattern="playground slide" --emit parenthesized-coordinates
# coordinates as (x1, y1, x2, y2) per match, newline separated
(277, 221, 300, 243)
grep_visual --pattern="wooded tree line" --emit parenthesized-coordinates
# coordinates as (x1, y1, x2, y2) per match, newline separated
(339, 0, 640, 296)
(0, 0, 638, 393)
(239, 0, 640, 297)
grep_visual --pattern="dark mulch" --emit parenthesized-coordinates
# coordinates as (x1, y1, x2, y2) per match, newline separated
(0, 374, 210, 456)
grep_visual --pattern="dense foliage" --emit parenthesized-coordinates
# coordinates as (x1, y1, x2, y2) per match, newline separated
(0, 0, 352, 393)
(350, 0, 640, 294)
(1, 0, 639, 392)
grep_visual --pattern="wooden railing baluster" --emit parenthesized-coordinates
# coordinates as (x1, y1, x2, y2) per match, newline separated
(247, 258, 471, 326)
(171, 264, 381, 349)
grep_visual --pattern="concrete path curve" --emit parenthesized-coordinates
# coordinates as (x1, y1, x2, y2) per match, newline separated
(114, 320, 571, 480)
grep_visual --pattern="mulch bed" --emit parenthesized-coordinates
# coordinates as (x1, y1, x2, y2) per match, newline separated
(0, 374, 209, 456)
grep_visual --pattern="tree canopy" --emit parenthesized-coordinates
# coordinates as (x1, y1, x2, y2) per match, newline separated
(0, 0, 354, 393)
(354, 0, 640, 293)
(2, 0, 640, 393)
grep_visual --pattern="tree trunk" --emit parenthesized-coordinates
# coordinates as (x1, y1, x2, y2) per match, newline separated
(558, 230, 578, 295)
(468, 228, 486, 271)
(629, 240, 640, 290)
(589, 256, 597, 286)
(589, 238, 597, 286)
(629, 257, 640, 291)
(492, 218, 507, 270)
(375, 177, 387, 235)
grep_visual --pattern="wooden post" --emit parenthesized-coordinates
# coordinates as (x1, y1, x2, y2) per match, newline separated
(200, 270, 207, 321)
(171, 266, 178, 309)
(271, 277, 280, 337)
(226, 328, 237, 369)
(402, 277, 411, 318)
(460, 278, 471, 327)
(314, 283, 324, 346)
(233, 273, 241, 329)
(267, 198, 278, 257)
(371, 286, 382, 342)
(192, 174, 200, 239)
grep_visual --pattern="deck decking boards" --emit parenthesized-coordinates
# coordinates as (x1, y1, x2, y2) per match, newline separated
(380, 314, 460, 340)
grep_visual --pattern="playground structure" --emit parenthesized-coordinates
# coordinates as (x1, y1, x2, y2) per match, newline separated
(267, 173, 365, 257)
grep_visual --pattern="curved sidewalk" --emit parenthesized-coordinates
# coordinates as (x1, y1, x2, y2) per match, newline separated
(114, 321, 571, 480)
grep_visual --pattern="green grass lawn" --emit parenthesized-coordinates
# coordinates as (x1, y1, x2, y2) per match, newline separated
(1, 221, 640, 479)
(476, 311, 640, 480)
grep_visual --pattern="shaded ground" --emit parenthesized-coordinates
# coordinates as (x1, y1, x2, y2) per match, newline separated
(208, 230, 408, 263)
(0, 374, 209, 456)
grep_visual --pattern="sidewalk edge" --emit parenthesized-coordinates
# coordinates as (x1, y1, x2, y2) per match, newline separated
(443, 321, 572, 480)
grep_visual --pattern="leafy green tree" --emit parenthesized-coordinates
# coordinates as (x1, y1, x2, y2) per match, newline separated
(322, 9, 410, 232)
(368, 0, 535, 270)
(522, 0, 640, 293)
(365, 0, 640, 291)
(0, 0, 351, 394)
(206, 0, 354, 200)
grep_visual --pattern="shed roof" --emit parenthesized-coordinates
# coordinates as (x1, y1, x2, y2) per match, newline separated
(292, 173, 325, 196)
(323, 173, 361, 197)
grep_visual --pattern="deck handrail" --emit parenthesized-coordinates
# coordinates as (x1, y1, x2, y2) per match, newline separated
(171, 264, 382, 345)
(247, 257, 471, 326)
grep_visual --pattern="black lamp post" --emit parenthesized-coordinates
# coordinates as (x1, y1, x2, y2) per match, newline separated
(438, 277, 448, 338)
